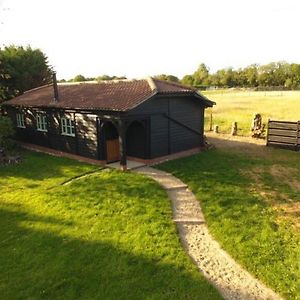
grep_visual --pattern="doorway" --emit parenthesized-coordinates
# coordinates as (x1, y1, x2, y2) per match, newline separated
(102, 121, 120, 163)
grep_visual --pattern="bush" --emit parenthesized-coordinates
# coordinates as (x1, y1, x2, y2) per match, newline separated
(0, 116, 15, 150)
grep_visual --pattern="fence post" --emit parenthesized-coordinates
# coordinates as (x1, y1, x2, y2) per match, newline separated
(266, 119, 270, 146)
(231, 122, 237, 136)
(296, 121, 300, 151)
(209, 110, 213, 131)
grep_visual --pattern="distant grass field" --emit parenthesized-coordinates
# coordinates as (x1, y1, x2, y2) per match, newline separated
(202, 90, 300, 135)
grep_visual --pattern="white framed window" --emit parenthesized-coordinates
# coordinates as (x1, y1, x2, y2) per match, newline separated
(61, 117, 75, 137)
(36, 114, 47, 132)
(16, 113, 25, 128)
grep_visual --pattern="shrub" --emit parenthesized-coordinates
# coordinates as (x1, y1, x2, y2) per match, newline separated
(0, 116, 15, 150)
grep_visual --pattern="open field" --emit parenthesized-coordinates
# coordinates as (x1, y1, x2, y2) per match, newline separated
(158, 134, 300, 300)
(203, 90, 300, 135)
(0, 151, 221, 299)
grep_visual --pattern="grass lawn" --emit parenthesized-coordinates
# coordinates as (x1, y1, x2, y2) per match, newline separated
(0, 151, 222, 300)
(158, 137, 300, 300)
(203, 89, 300, 135)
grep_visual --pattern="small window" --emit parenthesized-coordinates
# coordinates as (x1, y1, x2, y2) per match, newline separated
(16, 113, 25, 128)
(36, 114, 47, 132)
(61, 117, 75, 137)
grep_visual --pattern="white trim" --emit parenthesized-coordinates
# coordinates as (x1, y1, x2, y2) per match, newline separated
(16, 113, 25, 128)
(61, 117, 75, 137)
(36, 114, 48, 132)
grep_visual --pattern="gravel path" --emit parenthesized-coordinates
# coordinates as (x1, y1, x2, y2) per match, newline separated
(135, 166, 282, 300)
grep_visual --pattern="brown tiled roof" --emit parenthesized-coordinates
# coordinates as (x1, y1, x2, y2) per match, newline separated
(3, 78, 213, 111)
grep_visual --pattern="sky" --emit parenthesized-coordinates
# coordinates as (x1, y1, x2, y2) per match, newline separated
(1, 0, 300, 80)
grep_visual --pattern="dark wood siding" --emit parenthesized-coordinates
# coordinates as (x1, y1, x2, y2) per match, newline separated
(150, 115, 169, 157)
(75, 113, 98, 159)
(6, 107, 44, 145)
(169, 97, 204, 153)
(128, 95, 205, 158)
(48, 111, 77, 154)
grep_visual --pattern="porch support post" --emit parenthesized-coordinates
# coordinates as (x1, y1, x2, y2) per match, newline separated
(118, 119, 127, 171)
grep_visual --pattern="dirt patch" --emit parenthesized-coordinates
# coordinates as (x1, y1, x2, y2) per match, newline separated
(206, 132, 266, 148)
(270, 165, 300, 193)
(207, 133, 300, 228)
(241, 166, 300, 229)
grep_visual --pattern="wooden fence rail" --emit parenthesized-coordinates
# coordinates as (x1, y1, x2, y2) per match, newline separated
(267, 120, 300, 151)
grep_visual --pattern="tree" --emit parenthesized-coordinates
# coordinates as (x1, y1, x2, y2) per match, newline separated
(153, 74, 179, 82)
(72, 74, 86, 82)
(244, 64, 258, 87)
(0, 45, 53, 102)
(96, 75, 127, 81)
(193, 63, 210, 87)
(290, 64, 300, 88)
(181, 75, 194, 86)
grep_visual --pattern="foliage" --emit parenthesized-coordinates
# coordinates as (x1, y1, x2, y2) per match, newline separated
(203, 90, 300, 135)
(0, 151, 221, 299)
(0, 115, 15, 149)
(181, 74, 194, 86)
(193, 63, 210, 87)
(153, 74, 179, 82)
(0, 45, 53, 102)
(72, 74, 86, 82)
(96, 74, 127, 81)
(158, 146, 300, 300)
(182, 61, 300, 89)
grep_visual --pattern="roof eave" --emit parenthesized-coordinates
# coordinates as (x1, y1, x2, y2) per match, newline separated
(194, 92, 216, 107)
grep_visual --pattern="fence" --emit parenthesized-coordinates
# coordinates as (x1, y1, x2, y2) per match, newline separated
(267, 120, 300, 151)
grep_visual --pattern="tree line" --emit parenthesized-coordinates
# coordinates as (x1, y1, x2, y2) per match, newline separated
(2, 45, 300, 103)
(180, 62, 300, 89)
(59, 74, 127, 83)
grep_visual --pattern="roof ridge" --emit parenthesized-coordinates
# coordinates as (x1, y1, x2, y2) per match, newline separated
(146, 77, 158, 92)
(152, 78, 196, 91)
(23, 84, 52, 94)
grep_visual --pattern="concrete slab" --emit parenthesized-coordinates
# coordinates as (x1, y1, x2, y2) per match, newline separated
(135, 167, 188, 190)
(106, 160, 146, 170)
(167, 189, 205, 223)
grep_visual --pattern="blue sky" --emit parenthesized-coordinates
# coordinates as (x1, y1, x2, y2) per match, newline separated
(1, 0, 299, 80)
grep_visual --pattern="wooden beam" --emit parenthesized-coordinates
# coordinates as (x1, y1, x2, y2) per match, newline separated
(164, 114, 202, 136)
(118, 120, 127, 171)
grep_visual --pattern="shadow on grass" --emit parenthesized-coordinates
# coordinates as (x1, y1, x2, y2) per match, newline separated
(0, 204, 223, 300)
(0, 151, 97, 183)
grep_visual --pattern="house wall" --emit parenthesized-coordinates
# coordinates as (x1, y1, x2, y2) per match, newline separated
(75, 113, 98, 159)
(128, 95, 205, 158)
(6, 107, 98, 159)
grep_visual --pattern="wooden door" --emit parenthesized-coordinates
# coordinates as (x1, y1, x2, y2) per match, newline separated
(106, 139, 120, 162)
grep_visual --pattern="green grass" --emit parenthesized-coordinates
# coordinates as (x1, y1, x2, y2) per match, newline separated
(203, 89, 300, 135)
(0, 151, 221, 300)
(158, 145, 300, 300)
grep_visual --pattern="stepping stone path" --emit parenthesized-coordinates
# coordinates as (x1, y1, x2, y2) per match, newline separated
(135, 166, 282, 300)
